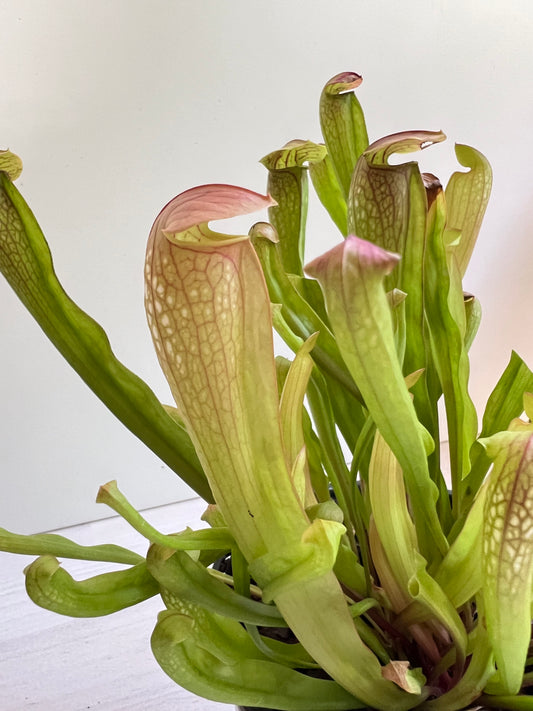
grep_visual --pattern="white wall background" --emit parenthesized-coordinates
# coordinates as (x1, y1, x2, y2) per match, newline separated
(0, 0, 531, 533)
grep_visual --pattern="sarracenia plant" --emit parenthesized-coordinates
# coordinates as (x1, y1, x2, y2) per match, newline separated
(1, 72, 532, 711)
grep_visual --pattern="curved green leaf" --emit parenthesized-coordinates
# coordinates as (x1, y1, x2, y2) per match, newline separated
(463, 351, 533, 507)
(146, 544, 287, 627)
(0, 169, 210, 501)
(24, 556, 159, 617)
(433, 482, 488, 607)
(151, 608, 366, 710)
(243, 622, 318, 670)
(333, 544, 367, 597)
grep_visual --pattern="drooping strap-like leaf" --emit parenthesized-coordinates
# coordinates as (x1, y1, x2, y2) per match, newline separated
(0, 527, 143, 565)
(24, 556, 159, 617)
(0, 163, 210, 501)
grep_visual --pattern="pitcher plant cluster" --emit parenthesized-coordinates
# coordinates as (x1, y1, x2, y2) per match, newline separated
(1, 72, 532, 711)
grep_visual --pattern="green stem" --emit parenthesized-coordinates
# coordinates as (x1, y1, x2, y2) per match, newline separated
(0, 527, 143, 565)
(96, 480, 234, 550)
(307, 374, 372, 593)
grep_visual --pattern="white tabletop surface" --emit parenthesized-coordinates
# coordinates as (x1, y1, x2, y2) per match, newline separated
(0, 496, 231, 711)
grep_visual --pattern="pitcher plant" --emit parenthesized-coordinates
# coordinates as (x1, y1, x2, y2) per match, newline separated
(1, 72, 532, 711)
